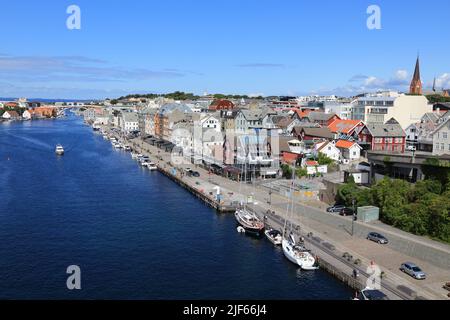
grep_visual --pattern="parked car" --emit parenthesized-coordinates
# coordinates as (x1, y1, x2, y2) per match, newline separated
(326, 205, 346, 213)
(339, 207, 354, 216)
(356, 288, 389, 300)
(406, 145, 417, 151)
(400, 262, 426, 280)
(191, 171, 200, 177)
(367, 232, 389, 244)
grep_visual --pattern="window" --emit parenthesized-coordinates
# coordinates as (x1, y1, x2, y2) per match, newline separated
(443, 132, 448, 139)
(436, 143, 440, 150)
(441, 144, 445, 150)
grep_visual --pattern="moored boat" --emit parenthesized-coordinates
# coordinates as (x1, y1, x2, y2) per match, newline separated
(282, 234, 317, 270)
(147, 162, 158, 171)
(265, 228, 283, 245)
(234, 208, 264, 236)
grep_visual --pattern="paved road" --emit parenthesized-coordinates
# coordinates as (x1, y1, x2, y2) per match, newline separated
(127, 135, 449, 300)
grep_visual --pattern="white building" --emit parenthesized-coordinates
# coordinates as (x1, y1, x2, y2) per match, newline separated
(431, 118, 450, 155)
(324, 102, 353, 120)
(335, 140, 362, 161)
(121, 112, 139, 133)
(315, 141, 341, 161)
(352, 91, 432, 128)
(22, 110, 33, 120)
(199, 114, 221, 132)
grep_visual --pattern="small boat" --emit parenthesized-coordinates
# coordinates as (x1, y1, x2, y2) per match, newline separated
(282, 234, 317, 270)
(93, 124, 101, 131)
(131, 152, 139, 160)
(113, 142, 122, 149)
(55, 144, 65, 155)
(147, 162, 158, 171)
(124, 145, 132, 152)
(234, 208, 265, 236)
(265, 228, 283, 245)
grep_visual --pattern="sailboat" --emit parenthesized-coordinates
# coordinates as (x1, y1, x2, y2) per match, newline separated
(281, 165, 318, 270)
(234, 134, 265, 236)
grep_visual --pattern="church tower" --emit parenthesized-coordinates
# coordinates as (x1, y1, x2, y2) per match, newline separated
(409, 56, 423, 95)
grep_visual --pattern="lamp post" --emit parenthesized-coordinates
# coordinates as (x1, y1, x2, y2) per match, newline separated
(351, 198, 356, 236)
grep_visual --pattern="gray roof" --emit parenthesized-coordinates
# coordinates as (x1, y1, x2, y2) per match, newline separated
(421, 112, 439, 123)
(159, 103, 192, 115)
(366, 122, 405, 137)
(298, 127, 335, 139)
(241, 109, 263, 121)
(307, 112, 337, 122)
(122, 112, 139, 122)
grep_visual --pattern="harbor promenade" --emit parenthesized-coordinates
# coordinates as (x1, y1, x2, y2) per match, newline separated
(108, 131, 449, 300)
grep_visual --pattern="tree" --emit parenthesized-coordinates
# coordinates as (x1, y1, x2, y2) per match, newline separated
(281, 164, 293, 179)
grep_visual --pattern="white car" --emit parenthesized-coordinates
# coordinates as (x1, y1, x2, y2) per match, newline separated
(406, 145, 416, 151)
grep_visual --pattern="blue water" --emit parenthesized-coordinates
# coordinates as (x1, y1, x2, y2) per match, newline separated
(0, 115, 352, 299)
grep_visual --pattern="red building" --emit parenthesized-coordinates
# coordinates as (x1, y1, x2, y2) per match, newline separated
(209, 99, 235, 111)
(357, 120, 406, 153)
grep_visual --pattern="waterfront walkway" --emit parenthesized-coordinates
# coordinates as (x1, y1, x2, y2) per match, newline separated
(110, 132, 449, 300)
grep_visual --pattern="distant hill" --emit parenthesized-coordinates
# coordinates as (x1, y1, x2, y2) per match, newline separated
(0, 97, 93, 103)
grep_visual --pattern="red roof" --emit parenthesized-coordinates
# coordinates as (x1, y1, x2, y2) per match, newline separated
(282, 152, 299, 164)
(293, 109, 311, 119)
(328, 119, 362, 134)
(335, 140, 356, 149)
(306, 160, 319, 166)
(209, 99, 235, 111)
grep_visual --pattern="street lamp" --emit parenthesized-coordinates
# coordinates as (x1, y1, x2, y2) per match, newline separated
(351, 198, 356, 236)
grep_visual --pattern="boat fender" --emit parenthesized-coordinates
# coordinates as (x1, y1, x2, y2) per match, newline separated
(237, 226, 245, 233)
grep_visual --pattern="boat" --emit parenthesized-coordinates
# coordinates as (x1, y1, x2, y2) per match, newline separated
(113, 142, 122, 149)
(281, 165, 318, 271)
(282, 234, 317, 270)
(265, 228, 283, 245)
(147, 162, 158, 171)
(55, 144, 65, 155)
(124, 145, 132, 152)
(234, 208, 265, 236)
(92, 123, 101, 131)
(131, 152, 139, 160)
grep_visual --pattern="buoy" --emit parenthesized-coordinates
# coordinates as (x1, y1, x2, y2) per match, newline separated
(237, 226, 245, 233)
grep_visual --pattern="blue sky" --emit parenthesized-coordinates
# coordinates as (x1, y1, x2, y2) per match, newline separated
(0, 0, 449, 99)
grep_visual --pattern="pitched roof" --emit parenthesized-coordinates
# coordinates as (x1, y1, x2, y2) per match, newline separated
(365, 122, 406, 137)
(306, 160, 319, 166)
(300, 127, 335, 139)
(307, 112, 338, 122)
(5, 110, 19, 117)
(335, 140, 360, 149)
(328, 119, 362, 134)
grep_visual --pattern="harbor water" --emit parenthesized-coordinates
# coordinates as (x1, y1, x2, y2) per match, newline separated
(0, 115, 353, 299)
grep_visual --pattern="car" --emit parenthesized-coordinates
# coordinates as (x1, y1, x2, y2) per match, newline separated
(367, 232, 389, 244)
(356, 288, 389, 300)
(400, 262, 426, 280)
(326, 205, 346, 213)
(406, 145, 417, 151)
(339, 207, 354, 216)
(191, 171, 200, 177)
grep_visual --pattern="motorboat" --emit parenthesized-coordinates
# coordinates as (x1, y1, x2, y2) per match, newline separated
(147, 162, 158, 171)
(265, 228, 283, 245)
(131, 152, 139, 160)
(234, 208, 264, 235)
(124, 145, 132, 152)
(55, 144, 65, 155)
(282, 234, 317, 270)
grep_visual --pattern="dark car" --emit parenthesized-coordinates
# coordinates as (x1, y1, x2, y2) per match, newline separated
(339, 208, 354, 216)
(191, 171, 200, 177)
(326, 205, 346, 213)
(367, 232, 389, 244)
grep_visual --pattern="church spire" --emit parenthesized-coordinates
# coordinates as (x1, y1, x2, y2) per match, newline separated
(409, 56, 423, 95)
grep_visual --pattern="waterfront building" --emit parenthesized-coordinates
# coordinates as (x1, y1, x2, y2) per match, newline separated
(2, 110, 20, 120)
(22, 110, 35, 120)
(431, 117, 450, 155)
(120, 112, 139, 133)
(352, 91, 432, 129)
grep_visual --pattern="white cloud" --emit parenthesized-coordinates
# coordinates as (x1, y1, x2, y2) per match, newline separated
(435, 73, 450, 89)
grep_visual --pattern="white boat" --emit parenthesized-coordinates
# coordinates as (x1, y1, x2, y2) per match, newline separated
(265, 228, 283, 245)
(131, 152, 139, 160)
(147, 162, 158, 171)
(282, 234, 317, 270)
(124, 145, 132, 152)
(55, 144, 65, 155)
(113, 142, 122, 149)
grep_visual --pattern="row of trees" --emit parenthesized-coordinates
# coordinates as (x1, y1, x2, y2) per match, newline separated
(337, 176, 450, 243)
(115, 92, 266, 102)
(426, 94, 450, 104)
